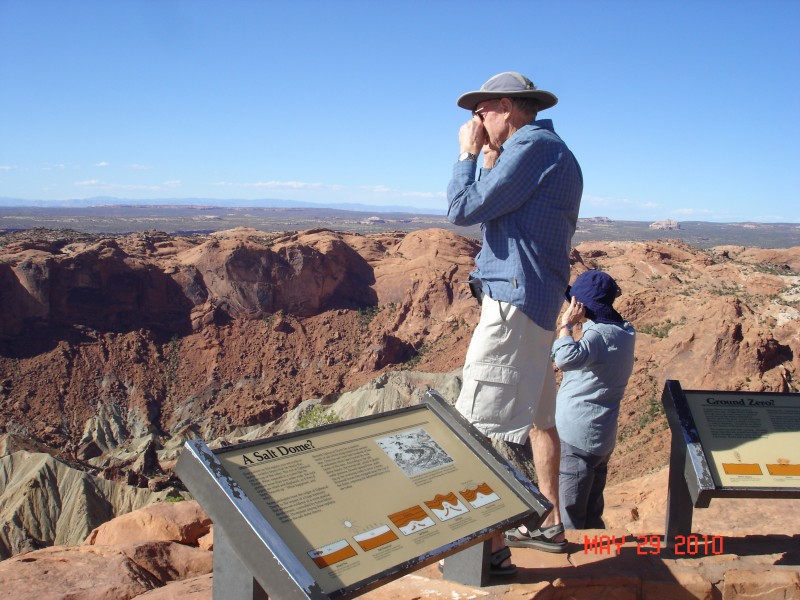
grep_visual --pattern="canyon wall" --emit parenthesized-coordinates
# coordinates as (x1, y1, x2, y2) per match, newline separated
(1, 227, 798, 558)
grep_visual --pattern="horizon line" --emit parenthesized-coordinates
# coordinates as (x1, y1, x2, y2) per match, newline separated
(1, 196, 799, 226)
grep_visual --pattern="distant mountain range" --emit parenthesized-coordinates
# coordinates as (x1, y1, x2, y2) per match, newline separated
(2, 199, 800, 248)
(0, 196, 447, 216)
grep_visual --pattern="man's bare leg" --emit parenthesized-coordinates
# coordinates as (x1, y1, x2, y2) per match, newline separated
(491, 532, 512, 566)
(526, 426, 564, 541)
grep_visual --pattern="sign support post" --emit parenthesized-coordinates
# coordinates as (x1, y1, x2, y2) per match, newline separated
(661, 380, 800, 547)
(441, 539, 492, 587)
(213, 527, 269, 600)
(664, 434, 694, 541)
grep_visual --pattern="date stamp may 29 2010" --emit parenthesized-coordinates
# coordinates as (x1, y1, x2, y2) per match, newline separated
(583, 534, 724, 556)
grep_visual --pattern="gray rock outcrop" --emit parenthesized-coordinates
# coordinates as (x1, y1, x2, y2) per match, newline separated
(0, 448, 177, 558)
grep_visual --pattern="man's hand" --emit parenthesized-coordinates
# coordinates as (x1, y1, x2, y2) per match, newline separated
(459, 116, 486, 155)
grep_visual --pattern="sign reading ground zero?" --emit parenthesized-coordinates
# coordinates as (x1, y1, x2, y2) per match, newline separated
(684, 391, 800, 488)
(194, 393, 547, 599)
(661, 381, 800, 544)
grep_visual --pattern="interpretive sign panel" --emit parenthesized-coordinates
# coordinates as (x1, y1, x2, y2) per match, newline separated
(683, 390, 800, 488)
(661, 380, 800, 543)
(176, 390, 549, 599)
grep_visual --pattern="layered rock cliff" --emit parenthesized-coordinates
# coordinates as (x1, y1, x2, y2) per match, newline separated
(1, 227, 798, 560)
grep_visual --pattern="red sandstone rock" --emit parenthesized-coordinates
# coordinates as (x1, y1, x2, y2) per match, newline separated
(0, 541, 212, 599)
(135, 574, 213, 599)
(1, 228, 799, 578)
(723, 569, 800, 599)
(121, 540, 212, 585)
(3, 230, 795, 466)
(197, 527, 213, 552)
(85, 500, 211, 546)
(0, 545, 162, 599)
(3, 468, 799, 599)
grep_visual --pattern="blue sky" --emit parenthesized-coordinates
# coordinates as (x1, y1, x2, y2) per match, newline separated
(1, 0, 798, 222)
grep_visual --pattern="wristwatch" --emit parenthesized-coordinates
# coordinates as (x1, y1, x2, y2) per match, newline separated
(458, 151, 478, 162)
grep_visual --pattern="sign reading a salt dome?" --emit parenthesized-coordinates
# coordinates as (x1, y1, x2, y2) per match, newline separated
(176, 390, 549, 600)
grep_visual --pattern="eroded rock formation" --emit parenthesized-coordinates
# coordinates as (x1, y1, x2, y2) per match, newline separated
(1, 227, 799, 564)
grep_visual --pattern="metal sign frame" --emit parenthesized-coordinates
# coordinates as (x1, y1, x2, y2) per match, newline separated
(176, 390, 551, 599)
(661, 379, 800, 542)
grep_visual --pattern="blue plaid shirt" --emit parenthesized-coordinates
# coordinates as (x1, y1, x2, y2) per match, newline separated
(447, 119, 583, 330)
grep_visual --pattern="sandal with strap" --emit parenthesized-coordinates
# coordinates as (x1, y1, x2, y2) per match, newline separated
(505, 523, 568, 553)
(490, 545, 517, 577)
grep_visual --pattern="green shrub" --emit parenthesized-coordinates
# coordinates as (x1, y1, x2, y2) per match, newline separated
(162, 495, 185, 503)
(403, 343, 428, 369)
(638, 317, 685, 338)
(358, 305, 380, 328)
(297, 405, 341, 430)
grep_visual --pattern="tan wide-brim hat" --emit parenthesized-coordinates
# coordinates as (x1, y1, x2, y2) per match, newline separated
(457, 71, 558, 111)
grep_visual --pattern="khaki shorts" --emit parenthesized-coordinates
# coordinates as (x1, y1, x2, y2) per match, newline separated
(455, 295, 556, 444)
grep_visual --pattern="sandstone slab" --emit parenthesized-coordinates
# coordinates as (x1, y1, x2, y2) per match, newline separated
(135, 574, 213, 599)
(85, 500, 211, 546)
(0, 545, 161, 600)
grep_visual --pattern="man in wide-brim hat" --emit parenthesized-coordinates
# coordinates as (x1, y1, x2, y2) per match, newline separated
(447, 71, 584, 571)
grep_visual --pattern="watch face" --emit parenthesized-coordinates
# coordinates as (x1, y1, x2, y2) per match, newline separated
(459, 152, 475, 161)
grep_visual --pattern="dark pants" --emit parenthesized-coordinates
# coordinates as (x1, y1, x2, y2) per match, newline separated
(559, 440, 612, 530)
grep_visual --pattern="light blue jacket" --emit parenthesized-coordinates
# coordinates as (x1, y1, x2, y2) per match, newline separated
(553, 320, 636, 455)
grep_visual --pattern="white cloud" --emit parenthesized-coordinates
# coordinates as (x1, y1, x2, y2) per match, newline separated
(360, 185, 445, 199)
(255, 180, 341, 191)
(256, 180, 325, 189)
(0, 165, 15, 171)
(126, 163, 149, 170)
(754, 215, 789, 222)
(73, 179, 182, 192)
(582, 194, 659, 211)
(400, 190, 446, 199)
(95, 161, 110, 167)
(672, 207, 715, 216)
(209, 179, 444, 204)
(360, 184, 392, 193)
(212, 180, 340, 191)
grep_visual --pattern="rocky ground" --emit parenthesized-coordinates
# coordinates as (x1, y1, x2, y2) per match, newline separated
(1, 468, 797, 599)
(1, 226, 799, 594)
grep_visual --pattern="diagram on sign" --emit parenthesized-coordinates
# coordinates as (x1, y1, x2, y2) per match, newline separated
(722, 464, 763, 475)
(722, 452, 800, 477)
(722, 450, 762, 475)
(460, 482, 501, 508)
(353, 525, 399, 551)
(685, 392, 800, 487)
(388, 505, 436, 535)
(307, 539, 358, 569)
(424, 492, 468, 521)
(766, 457, 800, 476)
(375, 427, 454, 477)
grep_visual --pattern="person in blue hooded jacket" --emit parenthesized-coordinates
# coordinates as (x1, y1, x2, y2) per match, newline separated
(552, 270, 636, 529)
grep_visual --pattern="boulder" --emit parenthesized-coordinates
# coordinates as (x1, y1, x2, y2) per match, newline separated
(85, 500, 211, 546)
